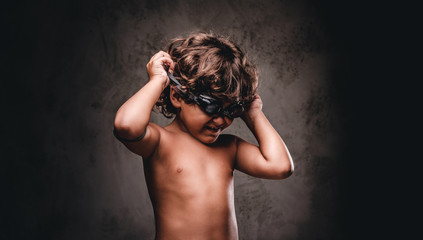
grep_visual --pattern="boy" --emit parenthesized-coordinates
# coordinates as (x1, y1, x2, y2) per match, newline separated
(114, 32, 293, 240)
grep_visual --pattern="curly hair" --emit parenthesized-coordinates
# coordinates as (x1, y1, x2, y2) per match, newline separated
(155, 32, 258, 118)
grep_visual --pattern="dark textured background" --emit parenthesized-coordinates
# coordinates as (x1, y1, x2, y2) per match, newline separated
(2, 0, 410, 239)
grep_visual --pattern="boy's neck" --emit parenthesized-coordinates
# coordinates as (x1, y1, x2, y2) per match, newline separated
(166, 116, 188, 134)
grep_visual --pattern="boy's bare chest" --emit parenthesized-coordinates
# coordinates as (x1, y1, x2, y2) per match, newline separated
(150, 134, 236, 187)
(163, 139, 233, 173)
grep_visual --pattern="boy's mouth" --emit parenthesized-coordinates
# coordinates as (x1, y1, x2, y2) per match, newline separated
(205, 125, 221, 133)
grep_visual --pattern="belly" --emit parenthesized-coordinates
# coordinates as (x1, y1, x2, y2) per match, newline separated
(154, 187, 238, 240)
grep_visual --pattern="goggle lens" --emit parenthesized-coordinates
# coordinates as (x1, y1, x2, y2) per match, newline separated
(196, 95, 244, 118)
(223, 104, 244, 118)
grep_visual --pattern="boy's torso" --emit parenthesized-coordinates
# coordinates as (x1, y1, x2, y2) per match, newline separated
(143, 124, 239, 240)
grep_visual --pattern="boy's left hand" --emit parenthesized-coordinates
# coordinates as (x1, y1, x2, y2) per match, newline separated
(242, 94, 263, 120)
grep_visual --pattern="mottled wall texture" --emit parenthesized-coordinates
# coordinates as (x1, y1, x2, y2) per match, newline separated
(3, 0, 360, 239)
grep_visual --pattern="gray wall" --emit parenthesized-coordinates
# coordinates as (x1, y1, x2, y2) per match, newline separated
(3, 0, 361, 239)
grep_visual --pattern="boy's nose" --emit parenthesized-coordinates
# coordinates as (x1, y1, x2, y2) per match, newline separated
(212, 115, 232, 127)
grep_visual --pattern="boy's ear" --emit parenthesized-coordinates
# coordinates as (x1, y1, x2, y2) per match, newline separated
(170, 87, 183, 108)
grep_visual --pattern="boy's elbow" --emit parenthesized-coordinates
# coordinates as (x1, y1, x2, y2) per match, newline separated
(272, 158, 294, 179)
(114, 118, 144, 140)
(114, 115, 129, 132)
(276, 164, 294, 179)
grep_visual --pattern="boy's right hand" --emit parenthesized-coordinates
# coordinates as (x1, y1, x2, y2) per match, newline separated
(146, 51, 175, 89)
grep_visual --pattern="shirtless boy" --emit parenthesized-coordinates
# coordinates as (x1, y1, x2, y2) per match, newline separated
(113, 32, 294, 240)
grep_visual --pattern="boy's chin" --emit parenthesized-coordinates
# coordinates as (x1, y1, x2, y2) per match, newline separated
(197, 134, 219, 144)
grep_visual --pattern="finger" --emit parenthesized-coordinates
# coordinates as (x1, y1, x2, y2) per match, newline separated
(148, 51, 164, 64)
(155, 56, 175, 71)
(147, 52, 175, 77)
(159, 52, 174, 69)
(167, 60, 176, 74)
(150, 51, 171, 62)
(161, 51, 172, 59)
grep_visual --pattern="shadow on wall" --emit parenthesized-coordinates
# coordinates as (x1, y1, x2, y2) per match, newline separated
(3, 0, 352, 239)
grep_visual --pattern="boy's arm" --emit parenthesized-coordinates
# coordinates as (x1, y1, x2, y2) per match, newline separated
(113, 51, 175, 158)
(235, 95, 294, 179)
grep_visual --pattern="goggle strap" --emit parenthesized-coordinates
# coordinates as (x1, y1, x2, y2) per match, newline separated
(167, 71, 183, 86)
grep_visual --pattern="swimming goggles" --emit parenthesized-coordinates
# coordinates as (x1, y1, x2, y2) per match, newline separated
(166, 71, 245, 118)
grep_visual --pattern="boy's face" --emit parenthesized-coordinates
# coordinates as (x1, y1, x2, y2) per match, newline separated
(177, 100, 234, 144)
